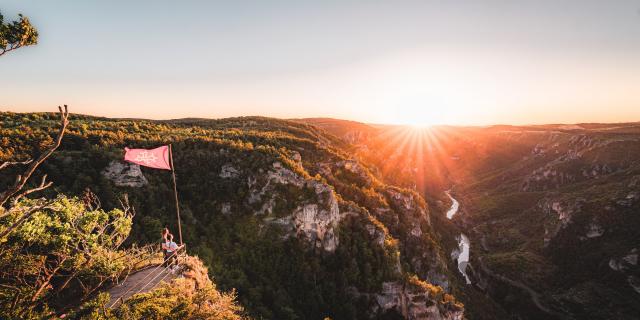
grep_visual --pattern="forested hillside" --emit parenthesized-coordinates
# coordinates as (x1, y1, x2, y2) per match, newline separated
(0, 112, 464, 319)
(304, 118, 640, 320)
(457, 125, 640, 319)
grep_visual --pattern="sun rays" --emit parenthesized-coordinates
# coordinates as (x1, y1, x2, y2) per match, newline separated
(363, 124, 460, 194)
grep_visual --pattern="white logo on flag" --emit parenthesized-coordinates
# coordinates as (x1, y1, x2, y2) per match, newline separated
(134, 151, 158, 165)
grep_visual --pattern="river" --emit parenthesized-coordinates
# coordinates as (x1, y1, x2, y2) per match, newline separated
(445, 191, 471, 284)
(445, 191, 460, 219)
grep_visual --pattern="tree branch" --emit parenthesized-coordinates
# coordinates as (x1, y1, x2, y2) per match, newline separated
(11, 175, 53, 206)
(0, 105, 69, 207)
(0, 159, 33, 171)
(31, 256, 68, 302)
(0, 45, 19, 57)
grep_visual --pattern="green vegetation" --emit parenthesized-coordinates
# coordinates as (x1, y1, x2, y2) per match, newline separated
(0, 109, 247, 319)
(455, 126, 640, 319)
(1, 112, 459, 319)
(0, 195, 247, 320)
(0, 10, 38, 56)
(0, 195, 153, 318)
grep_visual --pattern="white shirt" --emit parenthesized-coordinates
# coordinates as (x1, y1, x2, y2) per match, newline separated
(165, 241, 179, 252)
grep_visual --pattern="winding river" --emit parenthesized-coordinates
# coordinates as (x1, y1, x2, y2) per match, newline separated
(445, 191, 471, 284)
(445, 191, 460, 219)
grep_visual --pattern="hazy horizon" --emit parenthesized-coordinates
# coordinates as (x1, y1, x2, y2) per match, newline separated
(4, 109, 639, 128)
(2, 1, 640, 125)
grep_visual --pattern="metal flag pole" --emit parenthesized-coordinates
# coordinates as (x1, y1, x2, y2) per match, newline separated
(168, 144, 183, 245)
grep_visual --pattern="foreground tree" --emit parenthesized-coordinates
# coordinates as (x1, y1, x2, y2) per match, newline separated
(0, 106, 153, 318)
(0, 11, 38, 57)
(0, 196, 152, 318)
(0, 105, 68, 235)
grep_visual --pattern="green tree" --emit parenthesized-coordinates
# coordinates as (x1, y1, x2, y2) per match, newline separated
(0, 195, 151, 319)
(0, 11, 38, 57)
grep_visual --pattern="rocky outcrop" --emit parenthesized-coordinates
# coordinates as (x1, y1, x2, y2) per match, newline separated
(219, 163, 240, 178)
(267, 162, 306, 187)
(381, 188, 452, 290)
(608, 248, 638, 272)
(518, 135, 640, 192)
(220, 202, 231, 215)
(628, 276, 640, 294)
(384, 188, 430, 227)
(365, 224, 386, 246)
(521, 165, 576, 191)
(292, 202, 340, 251)
(616, 191, 639, 207)
(585, 222, 604, 238)
(608, 248, 640, 294)
(102, 160, 148, 187)
(609, 248, 638, 272)
(539, 198, 584, 245)
(580, 163, 613, 178)
(255, 162, 343, 252)
(336, 159, 373, 186)
(372, 281, 463, 320)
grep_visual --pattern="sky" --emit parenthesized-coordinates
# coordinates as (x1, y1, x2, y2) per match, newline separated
(1, 0, 640, 126)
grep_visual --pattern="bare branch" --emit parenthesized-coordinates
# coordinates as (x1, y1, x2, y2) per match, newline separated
(31, 255, 68, 302)
(82, 188, 101, 211)
(0, 105, 69, 207)
(118, 194, 131, 213)
(11, 175, 53, 206)
(0, 44, 22, 57)
(118, 193, 136, 220)
(0, 159, 33, 171)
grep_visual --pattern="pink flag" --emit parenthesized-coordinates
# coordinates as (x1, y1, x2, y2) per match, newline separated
(124, 146, 172, 170)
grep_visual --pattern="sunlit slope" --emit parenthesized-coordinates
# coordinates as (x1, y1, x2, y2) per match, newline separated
(303, 118, 640, 319)
(1, 112, 464, 320)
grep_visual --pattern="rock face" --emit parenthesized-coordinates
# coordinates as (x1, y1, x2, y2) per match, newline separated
(617, 191, 639, 207)
(384, 187, 430, 227)
(628, 276, 640, 294)
(381, 187, 450, 289)
(365, 224, 386, 246)
(518, 134, 639, 192)
(102, 160, 148, 187)
(293, 202, 340, 251)
(522, 165, 576, 191)
(609, 248, 639, 272)
(219, 163, 240, 178)
(585, 222, 604, 238)
(374, 282, 463, 320)
(220, 203, 231, 215)
(337, 159, 373, 186)
(539, 198, 584, 245)
(609, 248, 640, 294)
(255, 162, 343, 252)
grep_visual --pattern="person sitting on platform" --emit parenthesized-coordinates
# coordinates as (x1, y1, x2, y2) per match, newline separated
(160, 227, 170, 266)
(164, 233, 184, 272)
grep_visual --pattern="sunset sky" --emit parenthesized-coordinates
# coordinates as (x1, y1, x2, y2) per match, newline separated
(1, 1, 640, 125)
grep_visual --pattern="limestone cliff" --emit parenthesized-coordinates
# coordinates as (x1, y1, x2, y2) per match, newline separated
(102, 160, 148, 187)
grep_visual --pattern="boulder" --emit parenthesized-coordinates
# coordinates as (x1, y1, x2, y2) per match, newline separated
(102, 160, 148, 187)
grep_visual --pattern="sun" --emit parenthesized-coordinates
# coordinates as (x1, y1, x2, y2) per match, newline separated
(396, 116, 438, 129)
(406, 121, 435, 130)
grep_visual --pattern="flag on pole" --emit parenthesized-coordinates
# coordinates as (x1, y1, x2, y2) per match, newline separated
(124, 146, 172, 170)
(124, 144, 183, 244)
